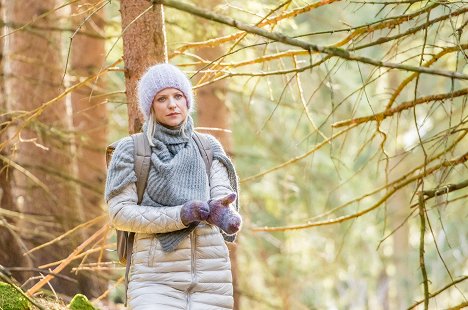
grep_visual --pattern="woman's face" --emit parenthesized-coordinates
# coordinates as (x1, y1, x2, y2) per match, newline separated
(152, 87, 188, 127)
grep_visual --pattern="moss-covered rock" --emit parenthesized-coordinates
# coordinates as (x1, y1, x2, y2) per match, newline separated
(0, 281, 31, 310)
(68, 294, 97, 310)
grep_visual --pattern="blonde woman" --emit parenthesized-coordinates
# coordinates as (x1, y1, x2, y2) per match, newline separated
(105, 63, 241, 309)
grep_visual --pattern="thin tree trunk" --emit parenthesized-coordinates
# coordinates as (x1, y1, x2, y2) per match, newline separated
(3, 0, 78, 294)
(387, 71, 412, 309)
(193, 26, 240, 309)
(69, 1, 108, 297)
(120, 0, 167, 133)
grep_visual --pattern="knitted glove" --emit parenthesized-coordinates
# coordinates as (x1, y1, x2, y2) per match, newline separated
(207, 193, 242, 235)
(180, 200, 210, 226)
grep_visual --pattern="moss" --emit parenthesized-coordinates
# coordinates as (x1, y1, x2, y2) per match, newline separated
(0, 282, 31, 310)
(68, 294, 97, 310)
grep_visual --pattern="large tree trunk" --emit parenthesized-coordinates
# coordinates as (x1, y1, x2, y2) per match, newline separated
(193, 23, 240, 309)
(3, 0, 79, 294)
(0, 0, 31, 277)
(120, 0, 167, 133)
(69, 1, 108, 297)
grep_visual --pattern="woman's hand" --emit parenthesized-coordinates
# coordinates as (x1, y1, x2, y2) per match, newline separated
(207, 193, 242, 235)
(180, 200, 210, 225)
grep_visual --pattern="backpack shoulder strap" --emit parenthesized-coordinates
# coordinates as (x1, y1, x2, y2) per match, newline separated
(131, 133, 151, 204)
(192, 132, 213, 180)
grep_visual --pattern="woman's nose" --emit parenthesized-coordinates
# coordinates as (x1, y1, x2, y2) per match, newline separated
(167, 97, 177, 108)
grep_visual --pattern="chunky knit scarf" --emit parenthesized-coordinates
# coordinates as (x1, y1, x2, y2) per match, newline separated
(105, 115, 239, 251)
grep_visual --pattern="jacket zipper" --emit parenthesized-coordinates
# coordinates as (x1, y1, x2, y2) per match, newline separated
(186, 230, 197, 309)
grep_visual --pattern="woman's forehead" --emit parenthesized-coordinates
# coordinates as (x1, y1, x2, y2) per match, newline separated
(156, 87, 183, 96)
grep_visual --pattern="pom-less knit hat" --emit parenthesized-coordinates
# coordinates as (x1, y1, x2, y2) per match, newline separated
(137, 63, 194, 120)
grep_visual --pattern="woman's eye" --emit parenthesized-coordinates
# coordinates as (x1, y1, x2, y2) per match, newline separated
(157, 97, 165, 102)
(175, 94, 183, 100)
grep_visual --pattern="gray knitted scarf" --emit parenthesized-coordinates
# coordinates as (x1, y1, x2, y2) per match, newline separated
(105, 115, 239, 252)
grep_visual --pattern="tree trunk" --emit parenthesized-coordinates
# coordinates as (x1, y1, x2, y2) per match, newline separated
(0, 0, 32, 277)
(193, 26, 240, 309)
(69, 1, 108, 297)
(3, 0, 78, 294)
(387, 71, 412, 309)
(120, 0, 167, 133)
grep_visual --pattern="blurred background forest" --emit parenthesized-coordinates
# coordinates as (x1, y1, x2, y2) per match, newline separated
(0, 0, 467, 309)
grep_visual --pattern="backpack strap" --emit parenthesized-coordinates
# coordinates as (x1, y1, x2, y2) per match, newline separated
(123, 133, 151, 306)
(132, 133, 152, 204)
(192, 132, 213, 184)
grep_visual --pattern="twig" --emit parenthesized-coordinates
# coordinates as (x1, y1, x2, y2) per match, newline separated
(241, 124, 359, 183)
(5, 267, 78, 283)
(0, 0, 82, 39)
(0, 154, 53, 199)
(407, 179, 468, 209)
(1, 58, 123, 149)
(26, 225, 108, 296)
(445, 301, 468, 310)
(25, 215, 106, 255)
(418, 190, 430, 310)
(95, 276, 124, 302)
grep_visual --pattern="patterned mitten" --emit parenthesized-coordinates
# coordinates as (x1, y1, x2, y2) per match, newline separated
(180, 200, 210, 225)
(207, 193, 242, 235)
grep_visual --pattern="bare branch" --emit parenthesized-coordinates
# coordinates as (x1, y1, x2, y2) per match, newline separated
(332, 88, 468, 128)
(407, 276, 468, 309)
(156, 0, 467, 79)
(350, 7, 468, 51)
(170, 0, 340, 54)
(251, 152, 468, 232)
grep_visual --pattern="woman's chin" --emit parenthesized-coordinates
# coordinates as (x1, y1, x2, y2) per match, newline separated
(161, 118, 184, 128)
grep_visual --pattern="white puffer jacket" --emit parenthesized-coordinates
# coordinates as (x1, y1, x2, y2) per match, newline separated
(107, 159, 235, 310)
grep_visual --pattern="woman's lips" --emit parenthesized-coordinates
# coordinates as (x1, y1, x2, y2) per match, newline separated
(167, 113, 180, 116)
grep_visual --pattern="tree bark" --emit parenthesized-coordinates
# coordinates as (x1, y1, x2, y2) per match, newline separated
(3, 0, 78, 294)
(0, 0, 31, 277)
(69, 1, 108, 297)
(120, 0, 167, 133)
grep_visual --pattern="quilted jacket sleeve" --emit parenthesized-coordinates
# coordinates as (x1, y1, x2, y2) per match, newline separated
(107, 183, 188, 234)
(210, 159, 235, 201)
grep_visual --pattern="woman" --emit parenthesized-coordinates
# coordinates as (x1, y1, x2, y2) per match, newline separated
(105, 63, 242, 309)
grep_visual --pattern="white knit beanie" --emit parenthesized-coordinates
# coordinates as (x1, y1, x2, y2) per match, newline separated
(137, 63, 194, 120)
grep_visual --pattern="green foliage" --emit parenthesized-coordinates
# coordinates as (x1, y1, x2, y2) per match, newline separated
(0, 282, 31, 310)
(68, 294, 96, 310)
